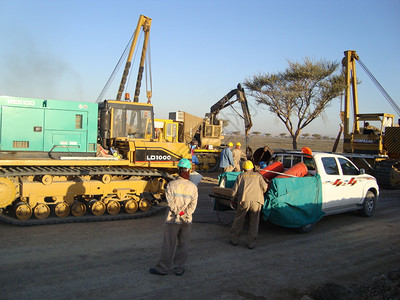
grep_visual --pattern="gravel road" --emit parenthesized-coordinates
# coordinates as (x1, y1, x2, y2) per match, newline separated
(0, 177, 399, 300)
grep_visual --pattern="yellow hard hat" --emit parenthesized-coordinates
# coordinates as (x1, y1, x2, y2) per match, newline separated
(228, 142, 234, 147)
(236, 142, 241, 146)
(243, 160, 254, 170)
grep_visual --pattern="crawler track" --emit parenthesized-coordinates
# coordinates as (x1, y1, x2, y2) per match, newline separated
(0, 165, 174, 225)
(196, 153, 220, 173)
(0, 165, 171, 178)
(374, 159, 400, 189)
(0, 205, 166, 226)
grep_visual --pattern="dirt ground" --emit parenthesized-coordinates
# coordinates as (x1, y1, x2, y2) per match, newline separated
(0, 174, 399, 300)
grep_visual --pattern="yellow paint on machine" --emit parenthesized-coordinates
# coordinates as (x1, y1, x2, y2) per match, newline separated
(20, 177, 166, 208)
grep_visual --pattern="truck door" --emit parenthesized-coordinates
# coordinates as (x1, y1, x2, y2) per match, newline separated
(320, 156, 345, 212)
(337, 157, 364, 206)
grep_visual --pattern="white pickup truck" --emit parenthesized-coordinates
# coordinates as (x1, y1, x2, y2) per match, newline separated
(212, 151, 380, 233)
(273, 151, 379, 217)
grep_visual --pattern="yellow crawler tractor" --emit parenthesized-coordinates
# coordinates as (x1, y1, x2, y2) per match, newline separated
(340, 50, 400, 188)
(0, 15, 191, 224)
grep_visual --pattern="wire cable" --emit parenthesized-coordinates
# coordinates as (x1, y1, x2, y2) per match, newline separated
(96, 35, 133, 102)
(358, 58, 400, 115)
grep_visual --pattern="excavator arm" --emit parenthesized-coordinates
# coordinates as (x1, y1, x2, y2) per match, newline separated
(209, 83, 253, 138)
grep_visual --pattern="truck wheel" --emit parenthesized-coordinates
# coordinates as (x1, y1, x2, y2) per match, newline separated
(295, 223, 314, 233)
(359, 190, 376, 217)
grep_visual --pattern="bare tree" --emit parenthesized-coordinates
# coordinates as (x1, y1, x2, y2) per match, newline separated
(244, 58, 345, 149)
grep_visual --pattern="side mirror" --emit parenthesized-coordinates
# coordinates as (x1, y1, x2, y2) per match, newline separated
(359, 168, 366, 175)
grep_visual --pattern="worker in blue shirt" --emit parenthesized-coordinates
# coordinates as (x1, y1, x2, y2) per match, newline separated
(219, 142, 235, 172)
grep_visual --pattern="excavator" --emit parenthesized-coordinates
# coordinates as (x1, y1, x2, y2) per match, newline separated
(166, 83, 253, 172)
(337, 50, 400, 188)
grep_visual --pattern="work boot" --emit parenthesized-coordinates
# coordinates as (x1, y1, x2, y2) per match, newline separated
(175, 268, 185, 276)
(229, 239, 238, 246)
(247, 242, 255, 250)
(149, 267, 167, 276)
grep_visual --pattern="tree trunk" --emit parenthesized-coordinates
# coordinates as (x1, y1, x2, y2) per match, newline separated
(292, 138, 298, 150)
(292, 131, 301, 150)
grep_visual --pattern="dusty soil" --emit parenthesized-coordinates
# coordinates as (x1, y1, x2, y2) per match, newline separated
(306, 268, 400, 299)
(0, 176, 399, 300)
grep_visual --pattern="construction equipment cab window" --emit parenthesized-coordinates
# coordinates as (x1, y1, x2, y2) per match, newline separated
(99, 100, 154, 140)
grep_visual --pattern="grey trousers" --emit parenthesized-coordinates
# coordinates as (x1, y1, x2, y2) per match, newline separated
(229, 201, 262, 245)
(155, 222, 192, 273)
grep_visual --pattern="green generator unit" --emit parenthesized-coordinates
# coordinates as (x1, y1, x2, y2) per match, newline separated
(0, 96, 98, 157)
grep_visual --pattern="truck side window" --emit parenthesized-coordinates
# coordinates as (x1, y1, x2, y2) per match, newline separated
(338, 158, 359, 175)
(303, 157, 315, 171)
(321, 157, 339, 175)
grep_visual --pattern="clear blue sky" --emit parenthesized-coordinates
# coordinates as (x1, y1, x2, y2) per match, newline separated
(1, 0, 399, 136)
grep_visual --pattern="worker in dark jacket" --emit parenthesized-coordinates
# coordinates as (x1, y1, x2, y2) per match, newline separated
(229, 160, 269, 249)
(149, 158, 198, 276)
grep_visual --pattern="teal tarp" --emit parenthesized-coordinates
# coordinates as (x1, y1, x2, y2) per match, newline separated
(217, 172, 324, 228)
(213, 172, 242, 212)
(217, 172, 242, 188)
(263, 174, 324, 228)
